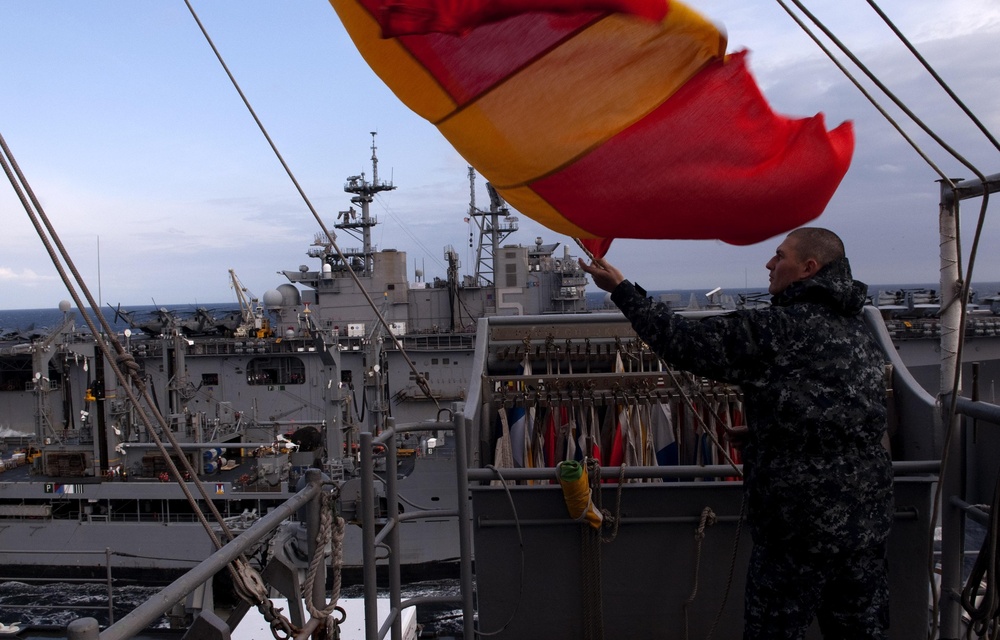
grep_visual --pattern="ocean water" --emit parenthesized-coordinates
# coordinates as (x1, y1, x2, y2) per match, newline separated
(5, 283, 1000, 332)
(0, 303, 240, 336)
(0, 580, 168, 630)
(0, 578, 463, 636)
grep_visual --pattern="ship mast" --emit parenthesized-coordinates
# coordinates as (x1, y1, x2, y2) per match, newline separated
(468, 167, 518, 286)
(338, 132, 396, 276)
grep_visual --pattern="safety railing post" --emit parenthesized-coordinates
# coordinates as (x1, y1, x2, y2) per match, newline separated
(453, 410, 476, 640)
(360, 430, 379, 640)
(385, 418, 402, 640)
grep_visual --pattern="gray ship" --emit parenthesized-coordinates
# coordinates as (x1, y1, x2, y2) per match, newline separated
(3, 1, 999, 636)
(37, 176, 1000, 637)
(0, 137, 589, 581)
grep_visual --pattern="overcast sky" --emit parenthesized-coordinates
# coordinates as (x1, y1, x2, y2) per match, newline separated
(2, 0, 1000, 310)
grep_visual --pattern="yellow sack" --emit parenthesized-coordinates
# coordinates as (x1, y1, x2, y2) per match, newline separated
(557, 460, 603, 530)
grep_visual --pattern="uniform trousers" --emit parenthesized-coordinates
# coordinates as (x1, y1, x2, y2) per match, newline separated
(743, 540, 889, 639)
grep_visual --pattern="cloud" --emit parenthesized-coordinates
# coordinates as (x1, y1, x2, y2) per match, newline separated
(0, 266, 57, 285)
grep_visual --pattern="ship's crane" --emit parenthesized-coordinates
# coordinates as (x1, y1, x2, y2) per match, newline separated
(228, 269, 271, 338)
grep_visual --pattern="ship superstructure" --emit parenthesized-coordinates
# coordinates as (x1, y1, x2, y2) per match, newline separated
(0, 138, 590, 580)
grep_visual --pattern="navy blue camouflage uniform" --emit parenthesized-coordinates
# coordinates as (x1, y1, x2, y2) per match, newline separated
(609, 257, 893, 639)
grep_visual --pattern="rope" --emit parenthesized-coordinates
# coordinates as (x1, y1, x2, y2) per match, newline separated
(683, 507, 718, 640)
(601, 462, 627, 543)
(775, 0, 987, 187)
(290, 491, 348, 640)
(654, 361, 743, 478)
(303, 492, 346, 619)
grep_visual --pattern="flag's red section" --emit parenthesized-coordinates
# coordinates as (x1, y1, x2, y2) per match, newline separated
(376, 0, 667, 37)
(544, 410, 557, 468)
(580, 238, 614, 260)
(372, 4, 597, 106)
(530, 51, 855, 248)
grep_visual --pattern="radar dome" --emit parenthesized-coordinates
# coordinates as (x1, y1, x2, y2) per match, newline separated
(262, 289, 285, 309)
(276, 284, 302, 307)
(58, 300, 72, 313)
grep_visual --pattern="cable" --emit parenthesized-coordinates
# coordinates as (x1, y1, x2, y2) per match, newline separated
(863, 0, 1000, 156)
(777, 0, 989, 187)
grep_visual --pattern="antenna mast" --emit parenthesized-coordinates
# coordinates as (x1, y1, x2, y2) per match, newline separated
(338, 132, 396, 275)
(468, 168, 518, 286)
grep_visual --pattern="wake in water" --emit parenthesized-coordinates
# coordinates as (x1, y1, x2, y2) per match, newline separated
(0, 579, 464, 635)
(0, 581, 169, 629)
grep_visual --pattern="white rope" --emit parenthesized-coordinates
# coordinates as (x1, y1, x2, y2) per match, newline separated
(303, 492, 345, 619)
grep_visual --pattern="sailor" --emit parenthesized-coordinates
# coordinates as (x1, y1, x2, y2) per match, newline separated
(580, 227, 893, 639)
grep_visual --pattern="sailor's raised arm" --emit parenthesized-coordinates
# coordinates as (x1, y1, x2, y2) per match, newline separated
(578, 257, 625, 293)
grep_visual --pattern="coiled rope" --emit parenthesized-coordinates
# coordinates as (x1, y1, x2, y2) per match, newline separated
(302, 491, 348, 634)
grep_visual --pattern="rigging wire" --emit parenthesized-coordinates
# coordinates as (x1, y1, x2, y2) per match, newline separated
(0, 131, 263, 595)
(374, 193, 448, 274)
(862, 0, 1000, 156)
(771, 0, 951, 187)
(777, 0, 989, 187)
(183, 0, 440, 412)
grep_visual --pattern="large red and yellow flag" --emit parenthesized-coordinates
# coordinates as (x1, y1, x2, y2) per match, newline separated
(331, 0, 854, 257)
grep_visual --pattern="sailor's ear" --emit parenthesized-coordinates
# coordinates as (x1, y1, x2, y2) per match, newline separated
(802, 258, 821, 278)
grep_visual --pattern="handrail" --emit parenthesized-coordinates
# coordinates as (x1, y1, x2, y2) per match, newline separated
(467, 460, 938, 483)
(359, 411, 475, 640)
(95, 470, 324, 640)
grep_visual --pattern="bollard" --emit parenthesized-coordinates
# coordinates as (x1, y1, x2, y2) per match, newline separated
(67, 617, 100, 640)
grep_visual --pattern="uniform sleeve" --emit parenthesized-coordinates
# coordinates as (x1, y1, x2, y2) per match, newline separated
(610, 280, 768, 384)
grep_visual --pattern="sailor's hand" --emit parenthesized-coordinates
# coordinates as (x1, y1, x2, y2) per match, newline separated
(579, 257, 625, 293)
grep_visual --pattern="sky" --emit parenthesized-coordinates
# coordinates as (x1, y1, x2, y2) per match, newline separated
(2, 0, 1000, 310)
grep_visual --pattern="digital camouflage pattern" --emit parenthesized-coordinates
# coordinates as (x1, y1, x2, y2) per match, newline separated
(610, 256, 893, 554)
(743, 540, 890, 638)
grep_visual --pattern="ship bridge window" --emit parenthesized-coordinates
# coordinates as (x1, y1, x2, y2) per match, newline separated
(247, 357, 306, 385)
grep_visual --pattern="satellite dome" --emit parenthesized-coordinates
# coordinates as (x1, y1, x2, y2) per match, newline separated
(276, 284, 302, 307)
(262, 289, 284, 309)
(58, 300, 72, 313)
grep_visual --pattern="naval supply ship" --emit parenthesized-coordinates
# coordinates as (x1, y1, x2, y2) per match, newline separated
(0, 138, 589, 581)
